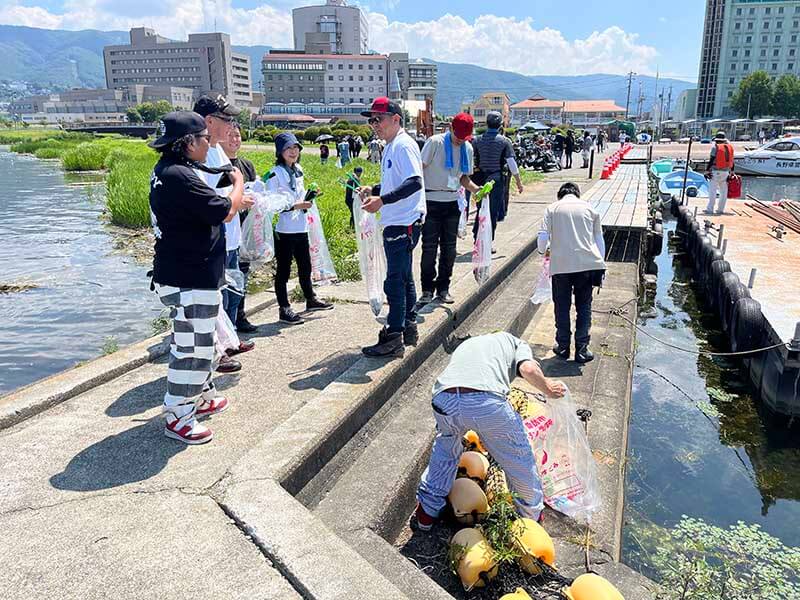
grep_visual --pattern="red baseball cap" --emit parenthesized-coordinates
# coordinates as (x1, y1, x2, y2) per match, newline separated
(451, 112, 474, 140)
(361, 96, 403, 118)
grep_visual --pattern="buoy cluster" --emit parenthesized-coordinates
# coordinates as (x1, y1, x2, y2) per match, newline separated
(443, 390, 626, 599)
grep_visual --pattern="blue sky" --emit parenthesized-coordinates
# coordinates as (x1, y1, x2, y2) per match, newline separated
(3, 0, 704, 80)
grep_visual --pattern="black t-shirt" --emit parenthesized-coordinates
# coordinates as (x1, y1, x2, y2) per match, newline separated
(150, 156, 232, 289)
(231, 156, 257, 184)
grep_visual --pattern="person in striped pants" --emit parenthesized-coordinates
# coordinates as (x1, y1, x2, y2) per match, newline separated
(149, 111, 254, 445)
(415, 332, 566, 529)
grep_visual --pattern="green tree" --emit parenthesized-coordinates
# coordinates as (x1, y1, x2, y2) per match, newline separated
(771, 74, 800, 118)
(235, 107, 252, 129)
(125, 107, 142, 124)
(730, 71, 773, 117)
(137, 101, 173, 123)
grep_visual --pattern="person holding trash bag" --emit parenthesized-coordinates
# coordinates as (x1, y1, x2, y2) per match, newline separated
(415, 332, 566, 530)
(704, 131, 735, 215)
(357, 97, 426, 358)
(538, 182, 606, 364)
(220, 122, 259, 334)
(149, 110, 254, 445)
(266, 132, 334, 325)
(418, 112, 480, 306)
(471, 111, 523, 244)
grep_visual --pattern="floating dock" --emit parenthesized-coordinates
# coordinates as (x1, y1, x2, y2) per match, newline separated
(583, 164, 650, 230)
(675, 198, 800, 416)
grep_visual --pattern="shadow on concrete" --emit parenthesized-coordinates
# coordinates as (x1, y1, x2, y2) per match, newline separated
(105, 377, 165, 418)
(49, 420, 185, 491)
(539, 356, 583, 377)
(288, 349, 363, 391)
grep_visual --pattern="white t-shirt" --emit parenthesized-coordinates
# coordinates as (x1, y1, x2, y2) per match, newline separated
(267, 164, 308, 234)
(198, 145, 240, 252)
(378, 131, 426, 227)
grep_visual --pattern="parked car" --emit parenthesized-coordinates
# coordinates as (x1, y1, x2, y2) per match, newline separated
(700, 137, 712, 144)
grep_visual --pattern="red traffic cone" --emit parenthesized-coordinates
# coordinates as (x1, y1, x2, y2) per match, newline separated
(601, 161, 610, 179)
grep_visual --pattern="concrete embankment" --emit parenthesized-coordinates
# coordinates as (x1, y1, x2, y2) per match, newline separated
(0, 160, 656, 599)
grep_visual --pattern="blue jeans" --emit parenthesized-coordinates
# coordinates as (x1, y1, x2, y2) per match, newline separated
(383, 221, 422, 332)
(417, 390, 543, 520)
(223, 249, 242, 326)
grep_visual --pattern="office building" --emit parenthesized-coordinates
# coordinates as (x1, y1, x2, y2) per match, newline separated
(696, 0, 800, 118)
(388, 53, 438, 103)
(292, 0, 369, 55)
(104, 27, 253, 106)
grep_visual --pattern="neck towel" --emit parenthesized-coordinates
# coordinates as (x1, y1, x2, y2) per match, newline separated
(444, 132, 470, 174)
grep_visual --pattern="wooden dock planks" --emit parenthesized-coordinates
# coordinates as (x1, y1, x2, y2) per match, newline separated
(582, 164, 649, 230)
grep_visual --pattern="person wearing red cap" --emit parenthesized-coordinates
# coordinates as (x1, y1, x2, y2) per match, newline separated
(358, 97, 427, 357)
(417, 113, 481, 305)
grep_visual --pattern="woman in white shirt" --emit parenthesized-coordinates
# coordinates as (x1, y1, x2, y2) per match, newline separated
(266, 132, 333, 324)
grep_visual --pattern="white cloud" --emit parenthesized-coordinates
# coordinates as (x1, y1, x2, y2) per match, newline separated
(0, 2, 658, 75)
(366, 12, 659, 76)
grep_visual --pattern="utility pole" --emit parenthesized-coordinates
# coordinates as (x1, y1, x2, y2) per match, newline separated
(666, 85, 673, 121)
(636, 82, 644, 121)
(624, 71, 636, 120)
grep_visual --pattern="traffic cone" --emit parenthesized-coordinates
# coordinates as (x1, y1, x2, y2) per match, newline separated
(601, 161, 610, 179)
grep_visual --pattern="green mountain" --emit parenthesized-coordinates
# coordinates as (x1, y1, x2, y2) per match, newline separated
(0, 24, 695, 118)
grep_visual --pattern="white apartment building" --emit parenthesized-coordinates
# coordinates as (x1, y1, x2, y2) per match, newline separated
(697, 0, 800, 117)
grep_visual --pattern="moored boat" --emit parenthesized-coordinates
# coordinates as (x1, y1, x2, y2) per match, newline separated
(733, 136, 800, 176)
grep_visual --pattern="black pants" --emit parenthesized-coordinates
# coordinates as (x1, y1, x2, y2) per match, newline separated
(274, 231, 314, 308)
(472, 173, 504, 241)
(235, 260, 251, 323)
(565, 150, 573, 169)
(552, 270, 601, 348)
(421, 200, 461, 294)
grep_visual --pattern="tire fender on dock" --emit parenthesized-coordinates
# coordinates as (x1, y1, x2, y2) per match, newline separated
(730, 297, 764, 353)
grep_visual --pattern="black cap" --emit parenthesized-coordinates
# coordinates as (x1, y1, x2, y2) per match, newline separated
(193, 94, 241, 121)
(149, 111, 206, 149)
(486, 111, 503, 129)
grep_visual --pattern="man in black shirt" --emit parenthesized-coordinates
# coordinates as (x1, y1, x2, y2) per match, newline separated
(344, 166, 362, 229)
(150, 111, 253, 445)
(220, 122, 258, 333)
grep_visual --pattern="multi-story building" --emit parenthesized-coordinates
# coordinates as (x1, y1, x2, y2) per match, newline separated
(9, 86, 194, 123)
(696, 0, 800, 118)
(292, 0, 369, 55)
(461, 92, 511, 125)
(387, 53, 438, 103)
(261, 50, 390, 121)
(674, 88, 698, 121)
(103, 27, 253, 107)
(509, 96, 626, 127)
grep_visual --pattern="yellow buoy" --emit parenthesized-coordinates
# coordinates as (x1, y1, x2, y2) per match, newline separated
(511, 517, 556, 574)
(450, 528, 498, 590)
(449, 478, 489, 525)
(564, 573, 625, 600)
(458, 451, 490, 481)
(463, 430, 486, 453)
(499, 588, 533, 600)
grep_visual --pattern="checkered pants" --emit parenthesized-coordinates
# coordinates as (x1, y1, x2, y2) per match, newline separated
(155, 285, 220, 430)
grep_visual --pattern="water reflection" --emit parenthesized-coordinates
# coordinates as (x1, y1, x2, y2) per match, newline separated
(623, 216, 800, 576)
(0, 150, 160, 395)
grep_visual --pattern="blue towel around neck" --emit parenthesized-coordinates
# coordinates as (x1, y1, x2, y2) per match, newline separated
(444, 132, 470, 174)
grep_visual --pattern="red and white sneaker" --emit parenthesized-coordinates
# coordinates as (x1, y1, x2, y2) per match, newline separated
(164, 420, 213, 445)
(196, 396, 229, 418)
(415, 503, 436, 531)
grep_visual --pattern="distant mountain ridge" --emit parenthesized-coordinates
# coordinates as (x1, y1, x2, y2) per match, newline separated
(0, 24, 695, 116)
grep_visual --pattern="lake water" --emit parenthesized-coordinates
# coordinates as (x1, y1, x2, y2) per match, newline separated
(623, 174, 800, 579)
(0, 150, 161, 396)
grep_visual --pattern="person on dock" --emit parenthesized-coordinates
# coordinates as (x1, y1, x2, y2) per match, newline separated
(704, 131, 735, 215)
(565, 130, 575, 169)
(266, 132, 334, 325)
(418, 112, 480, 307)
(471, 111, 523, 244)
(357, 97, 426, 357)
(538, 182, 606, 364)
(148, 111, 254, 445)
(414, 332, 567, 530)
(193, 95, 253, 373)
(220, 122, 259, 334)
(581, 131, 594, 168)
(344, 166, 363, 229)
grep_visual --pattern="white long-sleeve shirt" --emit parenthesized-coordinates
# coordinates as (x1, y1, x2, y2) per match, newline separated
(540, 195, 606, 275)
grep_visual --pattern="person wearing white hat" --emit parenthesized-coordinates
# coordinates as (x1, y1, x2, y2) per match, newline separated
(705, 131, 735, 215)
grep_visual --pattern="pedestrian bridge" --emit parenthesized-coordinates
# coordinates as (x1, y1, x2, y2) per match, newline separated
(64, 123, 158, 139)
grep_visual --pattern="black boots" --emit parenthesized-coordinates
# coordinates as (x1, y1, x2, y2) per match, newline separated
(552, 344, 570, 359)
(575, 345, 595, 364)
(362, 328, 404, 358)
(403, 321, 419, 347)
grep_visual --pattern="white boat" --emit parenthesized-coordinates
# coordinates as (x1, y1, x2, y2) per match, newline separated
(658, 169, 709, 202)
(733, 136, 800, 176)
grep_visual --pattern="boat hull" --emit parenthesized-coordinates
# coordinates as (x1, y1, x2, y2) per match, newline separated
(733, 155, 800, 176)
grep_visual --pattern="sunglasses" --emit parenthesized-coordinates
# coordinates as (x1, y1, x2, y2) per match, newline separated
(368, 114, 392, 125)
(194, 133, 211, 141)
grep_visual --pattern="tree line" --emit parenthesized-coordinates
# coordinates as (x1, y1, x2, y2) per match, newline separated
(731, 71, 800, 118)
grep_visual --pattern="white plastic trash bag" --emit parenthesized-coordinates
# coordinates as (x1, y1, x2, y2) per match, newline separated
(521, 389, 601, 523)
(240, 181, 292, 264)
(215, 303, 240, 355)
(472, 192, 492, 285)
(353, 199, 386, 316)
(225, 269, 245, 297)
(307, 203, 338, 285)
(457, 187, 468, 239)
(529, 257, 552, 305)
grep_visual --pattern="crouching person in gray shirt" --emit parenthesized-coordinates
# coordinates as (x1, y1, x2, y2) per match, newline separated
(414, 332, 566, 530)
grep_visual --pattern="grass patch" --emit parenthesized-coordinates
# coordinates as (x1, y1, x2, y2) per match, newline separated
(106, 151, 157, 228)
(62, 141, 114, 171)
(33, 146, 65, 159)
